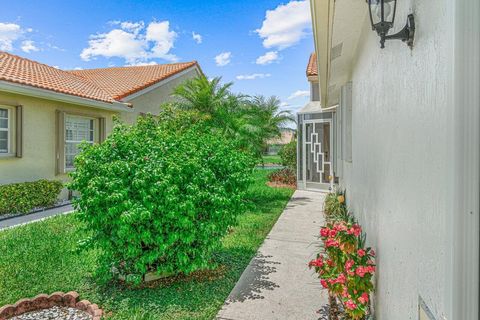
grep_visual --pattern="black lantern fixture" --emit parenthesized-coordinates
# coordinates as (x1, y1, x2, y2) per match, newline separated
(368, 0, 415, 49)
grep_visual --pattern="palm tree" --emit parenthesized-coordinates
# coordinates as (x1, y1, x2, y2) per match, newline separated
(241, 95, 295, 159)
(171, 76, 295, 160)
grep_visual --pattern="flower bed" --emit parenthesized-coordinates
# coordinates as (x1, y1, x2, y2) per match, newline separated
(267, 168, 296, 188)
(310, 191, 376, 320)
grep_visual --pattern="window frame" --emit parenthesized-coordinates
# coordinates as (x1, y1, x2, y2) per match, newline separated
(0, 107, 10, 154)
(0, 105, 19, 157)
(64, 114, 97, 172)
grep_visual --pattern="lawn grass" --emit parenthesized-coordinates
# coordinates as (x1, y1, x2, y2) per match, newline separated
(260, 154, 282, 165)
(0, 170, 293, 320)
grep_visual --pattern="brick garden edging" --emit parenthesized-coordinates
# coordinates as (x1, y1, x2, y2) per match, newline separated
(0, 291, 103, 320)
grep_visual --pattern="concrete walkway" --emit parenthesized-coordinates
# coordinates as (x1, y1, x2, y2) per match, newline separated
(216, 190, 329, 320)
(0, 204, 74, 230)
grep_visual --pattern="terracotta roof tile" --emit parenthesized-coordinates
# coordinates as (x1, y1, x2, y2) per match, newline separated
(70, 61, 198, 100)
(0, 51, 116, 103)
(306, 53, 318, 77)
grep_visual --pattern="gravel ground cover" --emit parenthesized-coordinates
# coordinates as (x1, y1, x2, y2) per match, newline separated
(10, 306, 92, 320)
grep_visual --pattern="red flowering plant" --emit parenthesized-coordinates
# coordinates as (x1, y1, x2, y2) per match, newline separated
(310, 194, 376, 320)
(339, 245, 376, 319)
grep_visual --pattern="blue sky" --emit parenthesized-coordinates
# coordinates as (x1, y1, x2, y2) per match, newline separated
(0, 0, 313, 121)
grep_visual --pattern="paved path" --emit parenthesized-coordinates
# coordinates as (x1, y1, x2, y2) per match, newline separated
(0, 204, 74, 230)
(216, 190, 329, 320)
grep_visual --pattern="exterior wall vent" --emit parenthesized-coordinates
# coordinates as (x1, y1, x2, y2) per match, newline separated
(331, 43, 343, 61)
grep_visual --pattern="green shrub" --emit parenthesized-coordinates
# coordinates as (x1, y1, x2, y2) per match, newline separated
(278, 139, 297, 170)
(0, 179, 63, 215)
(324, 190, 348, 222)
(69, 114, 255, 284)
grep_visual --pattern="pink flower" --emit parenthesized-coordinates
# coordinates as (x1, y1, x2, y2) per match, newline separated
(347, 224, 361, 236)
(320, 279, 328, 288)
(335, 273, 346, 284)
(309, 257, 324, 268)
(344, 259, 355, 275)
(345, 299, 357, 310)
(334, 222, 348, 232)
(357, 249, 366, 257)
(325, 238, 339, 248)
(355, 266, 366, 277)
(320, 228, 329, 237)
(358, 292, 369, 304)
(341, 286, 349, 298)
(328, 229, 338, 237)
(367, 265, 376, 274)
(370, 249, 376, 256)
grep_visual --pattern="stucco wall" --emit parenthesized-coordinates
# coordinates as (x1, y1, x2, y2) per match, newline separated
(0, 91, 117, 189)
(120, 68, 199, 124)
(338, 1, 454, 319)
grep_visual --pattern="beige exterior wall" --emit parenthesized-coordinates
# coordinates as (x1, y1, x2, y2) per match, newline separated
(120, 67, 200, 124)
(0, 91, 117, 190)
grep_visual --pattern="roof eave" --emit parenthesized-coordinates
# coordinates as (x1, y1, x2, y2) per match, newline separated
(310, 0, 335, 108)
(0, 80, 133, 112)
(121, 64, 201, 102)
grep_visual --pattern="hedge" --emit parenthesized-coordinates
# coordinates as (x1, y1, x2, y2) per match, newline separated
(0, 179, 63, 215)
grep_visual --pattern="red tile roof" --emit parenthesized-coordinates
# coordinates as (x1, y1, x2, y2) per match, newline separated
(306, 53, 318, 77)
(70, 61, 198, 100)
(0, 51, 199, 105)
(0, 51, 116, 103)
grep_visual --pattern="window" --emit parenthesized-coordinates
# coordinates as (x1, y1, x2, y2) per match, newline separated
(0, 108, 8, 153)
(65, 115, 95, 170)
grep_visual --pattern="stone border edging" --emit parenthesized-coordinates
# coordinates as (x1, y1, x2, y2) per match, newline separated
(0, 202, 72, 222)
(0, 291, 103, 320)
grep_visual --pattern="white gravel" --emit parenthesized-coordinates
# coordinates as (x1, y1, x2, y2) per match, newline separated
(10, 306, 92, 320)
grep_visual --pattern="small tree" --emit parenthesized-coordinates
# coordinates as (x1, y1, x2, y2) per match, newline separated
(69, 113, 254, 284)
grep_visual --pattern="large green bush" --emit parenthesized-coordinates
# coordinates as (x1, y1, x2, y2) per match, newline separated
(278, 139, 297, 170)
(69, 113, 254, 284)
(0, 179, 63, 215)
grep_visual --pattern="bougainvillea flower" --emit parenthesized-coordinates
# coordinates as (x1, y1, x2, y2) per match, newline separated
(357, 249, 366, 257)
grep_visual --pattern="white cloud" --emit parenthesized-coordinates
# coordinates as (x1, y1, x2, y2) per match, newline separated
(236, 73, 271, 80)
(80, 20, 178, 64)
(127, 61, 158, 66)
(215, 51, 232, 67)
(192, 32, 202, 44)
(256, 1, 311, 50)
(21, 40, 39, 53)
(256, 51, 279, 65)
(0, 23, 23, 51)
(288, 90, 309, 100)
(73, 67, 83, 70)
(119, 21, 144, 34)
(280, 102, 289, 107)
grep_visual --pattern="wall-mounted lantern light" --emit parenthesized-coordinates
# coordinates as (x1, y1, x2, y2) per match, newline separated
(368, 0, 415, 49)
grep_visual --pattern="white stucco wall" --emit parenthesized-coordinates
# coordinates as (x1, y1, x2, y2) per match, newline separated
(338, 1, 454, 319)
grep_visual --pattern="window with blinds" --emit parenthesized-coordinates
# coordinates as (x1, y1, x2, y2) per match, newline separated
(0, 108, 8, 153)
(65, 115, 94, 169)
